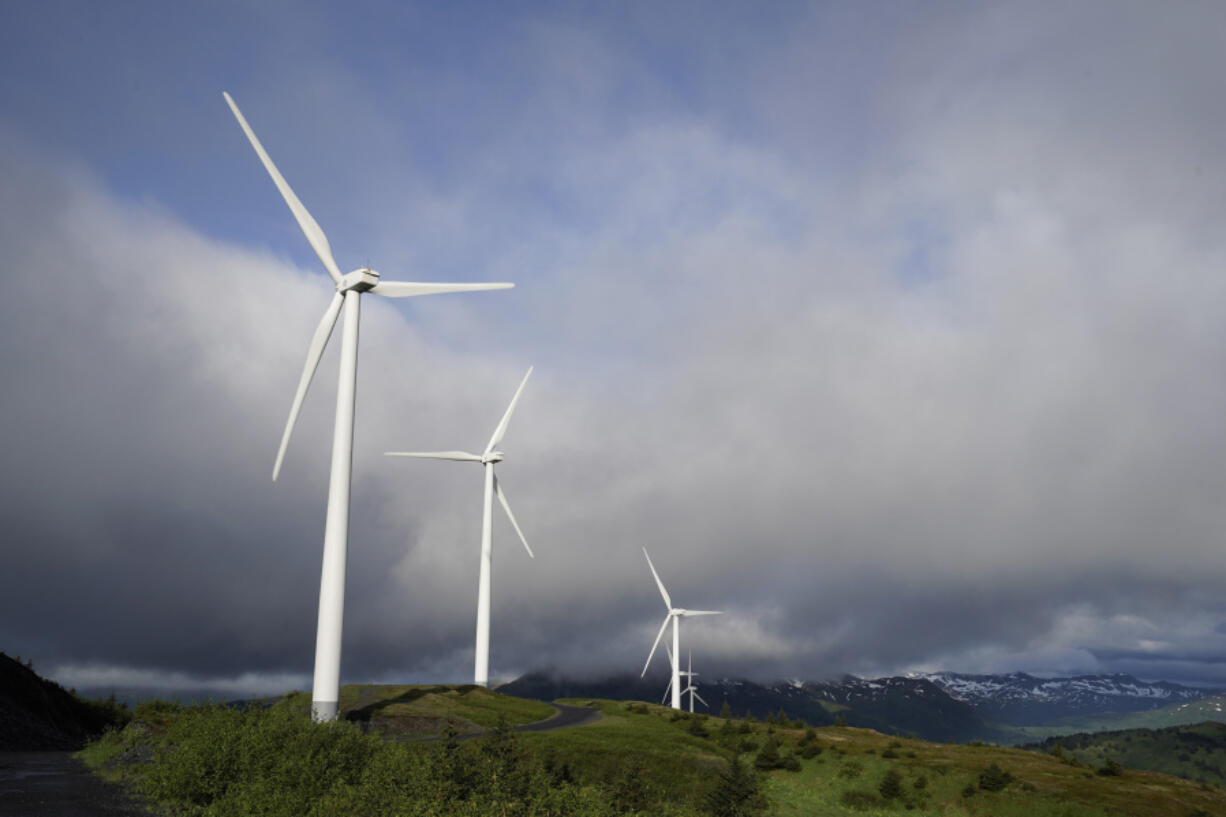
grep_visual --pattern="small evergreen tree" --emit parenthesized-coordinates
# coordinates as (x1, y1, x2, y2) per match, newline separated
(978, 762, 1013, 792)
(878, 768, 903, 800)
(705, 754, 765, 817)
(720, 700, 732, 719)
(1097, 757, 1123, 777)
(754, 736, 782, 771)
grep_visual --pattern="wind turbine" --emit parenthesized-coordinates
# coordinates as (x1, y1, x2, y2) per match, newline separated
(385, 367, 535, 687)
(641, 548, 721, 709)
(223, 92, 513, 721)
(681, 652, 708, 713)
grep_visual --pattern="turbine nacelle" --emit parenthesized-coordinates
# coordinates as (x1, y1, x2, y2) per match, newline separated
(482, 451, 504, 464)
(674, 609, 721, 618)
(338, 267, 380, 293)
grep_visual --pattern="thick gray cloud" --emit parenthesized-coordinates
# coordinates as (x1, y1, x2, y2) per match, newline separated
(4, 2, 1226, 695)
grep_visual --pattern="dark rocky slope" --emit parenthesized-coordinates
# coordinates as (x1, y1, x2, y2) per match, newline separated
(0, 652, 118, 749)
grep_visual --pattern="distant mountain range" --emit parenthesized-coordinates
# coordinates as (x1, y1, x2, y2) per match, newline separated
(499, 669, 1225, 744)
(916, 671, 1211, 725)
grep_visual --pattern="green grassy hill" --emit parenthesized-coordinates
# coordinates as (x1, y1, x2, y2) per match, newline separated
(80, 688, 1226, 817)
(1025, 721, 1226, 788)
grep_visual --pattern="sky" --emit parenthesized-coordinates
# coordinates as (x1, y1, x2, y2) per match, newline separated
(4, 0, 1226, 698)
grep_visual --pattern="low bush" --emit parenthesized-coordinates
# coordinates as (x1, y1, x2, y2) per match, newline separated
(978, 762, 1014, 792)
(840, 789, 884, 810)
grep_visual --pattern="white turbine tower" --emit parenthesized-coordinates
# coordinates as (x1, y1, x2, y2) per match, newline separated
(385, 367, 535, 687)
(641, 548, 721, 710)
(223, 93, 513, 721)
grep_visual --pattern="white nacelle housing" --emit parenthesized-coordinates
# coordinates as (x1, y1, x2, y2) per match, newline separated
(339, 268, 380, 293)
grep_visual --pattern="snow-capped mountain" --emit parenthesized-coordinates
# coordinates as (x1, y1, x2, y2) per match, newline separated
(915, 671, 1215, 725)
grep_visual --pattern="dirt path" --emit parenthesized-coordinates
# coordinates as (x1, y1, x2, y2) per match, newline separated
(516, 702, 602, 733)
(0, 752, 152, 817)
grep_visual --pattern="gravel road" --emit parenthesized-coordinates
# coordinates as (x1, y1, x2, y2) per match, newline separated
(0, 752, 151, 816)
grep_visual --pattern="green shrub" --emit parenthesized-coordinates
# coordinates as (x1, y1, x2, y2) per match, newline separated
(978, 762, 1013, 792)
(753, 736, 781, 770)
(1097, 757, 1124, 777)
(797, 741, 823, 759)
(840, 789, 884, 810)
(878, 768, 903, 800)
(838, 760, 864, 779)
(140, 703, 376, 812)
(123, 702, 626, 817)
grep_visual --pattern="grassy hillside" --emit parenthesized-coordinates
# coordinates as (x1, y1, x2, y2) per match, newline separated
(279, 682, 556, 737)
(1025, 721, 1226, 788)
(80, 689, 1226, 817)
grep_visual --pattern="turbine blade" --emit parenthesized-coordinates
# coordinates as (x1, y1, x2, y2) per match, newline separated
(694, 691, 708, 708)
(223, 93, 343, 284)
(272, 292, 343, 480)
(370, 281, 513, 297)
(494, 475, 533, 558)
(642, 614, 671, 677)
(681, 610, 722, 617)
(661, 679, 672, 705)
(384, 450, 483, 461)
(485, 367, 533, 456)
(642, 548, 672, 609)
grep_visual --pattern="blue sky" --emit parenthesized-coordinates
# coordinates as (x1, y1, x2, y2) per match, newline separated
(4, 1, 1226, 697)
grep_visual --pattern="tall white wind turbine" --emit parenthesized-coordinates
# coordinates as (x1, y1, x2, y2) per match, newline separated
(385, 367, 535, 687)
(223, 92, 513, 721)
(641, 548, 721, 710)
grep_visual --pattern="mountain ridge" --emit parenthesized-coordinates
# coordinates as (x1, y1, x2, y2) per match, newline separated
(499, 668, 1226, 743)
(915, 670, 1217, 725)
